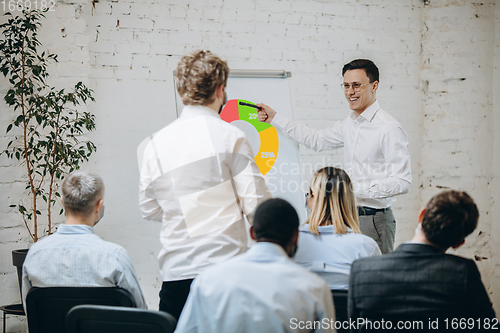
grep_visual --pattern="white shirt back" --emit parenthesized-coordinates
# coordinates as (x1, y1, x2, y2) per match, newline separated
(176, 242, 336, 333)
(138, 105, 271, 281)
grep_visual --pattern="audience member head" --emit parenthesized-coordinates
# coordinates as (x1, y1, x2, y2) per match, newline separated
(307, 167, 360, 235)
(418, 190, 479, 250)
(175, 50, 229, 108)
(250, 198, 299, 257)
(61, 170, 105, 226)
(342, 59, 379, 83)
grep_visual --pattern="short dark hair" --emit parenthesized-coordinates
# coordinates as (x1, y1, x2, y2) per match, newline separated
(253, 198, 299, 248)
(342, 59, 379, 83)
(422, 190, 479, 249)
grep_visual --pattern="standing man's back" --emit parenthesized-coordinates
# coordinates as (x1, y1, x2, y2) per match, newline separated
(138, 50, 271, 320)
(349, 191, 495, 330)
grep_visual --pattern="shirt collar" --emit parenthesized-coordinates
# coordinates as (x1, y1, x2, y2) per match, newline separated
(299, 224, 353, 234)
(246, 242, 289, 259)
(396, 242, 444, 254)
(349, 100, 380, 122)
(180, 105, 220, 119)
(56, 224, 95, 235)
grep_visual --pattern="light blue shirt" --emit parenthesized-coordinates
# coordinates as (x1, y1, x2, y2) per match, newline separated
(176, 242, 336, 333)
(294, 225, 381, 290)
(22, 224, 146, 309)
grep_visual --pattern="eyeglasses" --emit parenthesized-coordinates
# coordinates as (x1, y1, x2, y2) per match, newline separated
(340, 82, 371, 92)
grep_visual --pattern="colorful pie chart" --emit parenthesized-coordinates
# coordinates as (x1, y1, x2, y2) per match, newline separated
(220, 99, 279, 176)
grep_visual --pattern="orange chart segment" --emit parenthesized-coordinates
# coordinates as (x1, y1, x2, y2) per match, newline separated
(256, 126, 279, 175)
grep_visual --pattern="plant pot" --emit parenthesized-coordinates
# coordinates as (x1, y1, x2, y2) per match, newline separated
(12, 249, 29, 305)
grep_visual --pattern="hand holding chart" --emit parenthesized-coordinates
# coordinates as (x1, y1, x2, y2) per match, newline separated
(256, 103, 277, 124)
(220, 99, 279, 176)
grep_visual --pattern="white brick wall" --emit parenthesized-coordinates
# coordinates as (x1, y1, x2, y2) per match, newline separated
(0, 1, 498, 330)
(421, 1, 497, 311)
(0, 2, 91, 330)
(493, 0, 500, 316)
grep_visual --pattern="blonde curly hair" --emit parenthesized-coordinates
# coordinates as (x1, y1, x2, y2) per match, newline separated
(175, 50, 229, 106)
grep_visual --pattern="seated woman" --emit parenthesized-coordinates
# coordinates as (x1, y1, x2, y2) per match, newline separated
(294, 167, 381, 290)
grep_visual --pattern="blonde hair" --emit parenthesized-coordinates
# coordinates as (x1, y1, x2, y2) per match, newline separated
(308, 167, 360, 235)
(175, 50, 229, 106)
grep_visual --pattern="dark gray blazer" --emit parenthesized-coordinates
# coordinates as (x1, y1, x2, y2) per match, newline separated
(349, 243, 495, 322)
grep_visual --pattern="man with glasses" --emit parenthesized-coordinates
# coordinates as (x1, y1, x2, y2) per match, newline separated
(258, 59, 411, 254)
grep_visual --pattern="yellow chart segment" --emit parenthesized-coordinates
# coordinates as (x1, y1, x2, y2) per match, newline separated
(256, 126, 279, 175)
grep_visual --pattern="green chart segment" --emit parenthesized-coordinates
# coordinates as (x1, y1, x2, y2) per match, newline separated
(220, 99, 279, 176)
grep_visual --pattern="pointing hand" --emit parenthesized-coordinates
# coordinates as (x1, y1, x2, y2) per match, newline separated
(257, 104, 276, 124)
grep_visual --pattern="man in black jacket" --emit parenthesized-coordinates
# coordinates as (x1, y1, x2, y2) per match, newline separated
(349, 190, 495, 332)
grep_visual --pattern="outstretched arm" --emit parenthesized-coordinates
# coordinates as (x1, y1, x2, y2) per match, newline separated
(257, 103, 344, 152)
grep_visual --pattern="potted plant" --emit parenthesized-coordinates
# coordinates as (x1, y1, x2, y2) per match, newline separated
(0, 9, 97, 304)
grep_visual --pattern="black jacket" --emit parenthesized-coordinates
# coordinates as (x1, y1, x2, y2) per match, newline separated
(349, 243, 495, 332)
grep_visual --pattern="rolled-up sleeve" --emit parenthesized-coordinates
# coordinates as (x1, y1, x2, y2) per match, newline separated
(138, 145, 163, 222)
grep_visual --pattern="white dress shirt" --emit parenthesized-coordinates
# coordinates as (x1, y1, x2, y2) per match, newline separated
(294, 225, 381, 290)
(138, 105, 271, 281)
(22, 224, 146, 309)
(271, 100, 411, 209)
(175, 242, 336, 333)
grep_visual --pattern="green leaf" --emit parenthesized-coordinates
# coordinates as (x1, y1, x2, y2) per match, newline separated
(6, 124, 12, 133)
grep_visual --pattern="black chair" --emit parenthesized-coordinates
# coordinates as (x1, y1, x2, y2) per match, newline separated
(331, 289, 348, 332)
(26, 287, 136, 333)
(66, 304, 177, 333)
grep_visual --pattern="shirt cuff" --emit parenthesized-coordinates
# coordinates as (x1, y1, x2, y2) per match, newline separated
(270, 112, 288, 130)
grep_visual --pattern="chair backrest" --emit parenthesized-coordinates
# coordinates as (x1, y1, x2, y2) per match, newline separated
(26, 287, 136, 333)
(66, 304, 177, 333)
(331, 289, 348, 321)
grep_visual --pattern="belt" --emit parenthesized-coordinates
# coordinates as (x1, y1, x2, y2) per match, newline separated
(358, 206, 391, 216)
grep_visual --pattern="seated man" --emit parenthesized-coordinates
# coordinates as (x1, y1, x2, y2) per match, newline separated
(176, 198, 336, 333)
(349, 190, 495, 330)
(22, 170, 146, 309)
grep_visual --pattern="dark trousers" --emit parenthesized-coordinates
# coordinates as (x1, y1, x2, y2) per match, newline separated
(159, 279, 194, 321)
(358, 207, 396, 254)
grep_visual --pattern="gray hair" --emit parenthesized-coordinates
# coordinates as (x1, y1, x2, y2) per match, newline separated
(62, 170, 104, 216)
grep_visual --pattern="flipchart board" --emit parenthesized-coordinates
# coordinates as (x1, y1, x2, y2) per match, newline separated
(174, 70, 306, 225)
